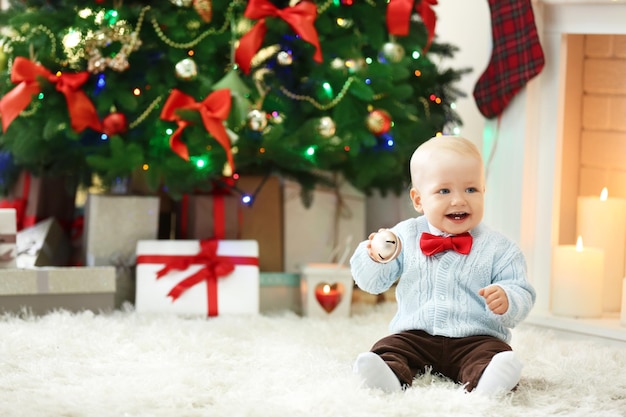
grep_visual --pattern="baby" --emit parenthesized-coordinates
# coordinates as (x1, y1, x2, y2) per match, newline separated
(350, 135, 536, 395)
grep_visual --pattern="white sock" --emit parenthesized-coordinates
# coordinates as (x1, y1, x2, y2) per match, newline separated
(353, 352, 402, 393)
(474, 351, 523, 396)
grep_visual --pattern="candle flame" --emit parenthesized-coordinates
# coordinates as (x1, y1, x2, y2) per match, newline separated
(600, 187, 608, 201)
(576, 235, 584, 251)
(323, 284, 331, 294)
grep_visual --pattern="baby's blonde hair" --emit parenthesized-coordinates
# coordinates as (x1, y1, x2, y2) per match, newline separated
(409, 136, 483, 188)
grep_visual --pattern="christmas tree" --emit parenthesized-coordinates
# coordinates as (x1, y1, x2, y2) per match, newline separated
(0, 0, 468, 203)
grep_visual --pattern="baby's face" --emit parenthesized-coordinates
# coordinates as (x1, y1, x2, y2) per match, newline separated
(410, 152, 485, 235)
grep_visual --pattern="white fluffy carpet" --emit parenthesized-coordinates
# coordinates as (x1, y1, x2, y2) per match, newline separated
(0, 302, 625, 417)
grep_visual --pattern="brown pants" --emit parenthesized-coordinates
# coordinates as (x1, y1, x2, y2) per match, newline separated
(370, 330, 512, 391)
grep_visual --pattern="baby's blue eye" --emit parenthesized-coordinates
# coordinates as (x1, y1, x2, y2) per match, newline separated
(466, 187, 478, 193)
(438, 189, 450, 194)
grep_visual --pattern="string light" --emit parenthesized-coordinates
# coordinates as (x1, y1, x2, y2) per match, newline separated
(96, 74, 106, 88)
(241, 194, 253, 205)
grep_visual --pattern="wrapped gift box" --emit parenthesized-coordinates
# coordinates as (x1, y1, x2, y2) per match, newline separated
(0, 267, 115, 315)
(300, 263, 354, 318)
(175, 175, 284, 272)
(0, 171, 76, 231)
(135, 239, 259, 317)
(83, 194, 159, 308)
(0, 208, 17, 268)
(16, 218, 71, 268)
(238, 175, 284, 272)
(175, 193, 241, 240)
(283, 178, 364, 273)
(260, 272, 301, 315)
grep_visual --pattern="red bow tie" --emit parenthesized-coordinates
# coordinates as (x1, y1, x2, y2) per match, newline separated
(420, 232, 473, 256)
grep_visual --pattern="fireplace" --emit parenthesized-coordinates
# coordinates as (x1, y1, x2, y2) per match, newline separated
(484, 0, 626, 341)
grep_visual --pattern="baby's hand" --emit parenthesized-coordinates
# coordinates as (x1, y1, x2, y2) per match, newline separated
(479, 285, 509, 315)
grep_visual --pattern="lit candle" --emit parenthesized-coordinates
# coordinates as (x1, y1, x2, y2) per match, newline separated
(577, 187, 626, 312)
(314, 283, 342, 313)
(552, 236, 604, 318)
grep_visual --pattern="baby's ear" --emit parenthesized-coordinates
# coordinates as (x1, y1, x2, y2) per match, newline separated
(409, 188, 423, 213)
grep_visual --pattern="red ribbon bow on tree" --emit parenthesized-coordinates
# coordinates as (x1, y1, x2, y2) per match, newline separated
(419, 232, 473, 256)
(0, 57, 102, 133)
(160, 88, 234, 174)
(386, 0, 437, 52)
(235, 0, 323, 74)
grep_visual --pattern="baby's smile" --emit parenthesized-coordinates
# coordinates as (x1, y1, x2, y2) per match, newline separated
(447, 212, 469, 220)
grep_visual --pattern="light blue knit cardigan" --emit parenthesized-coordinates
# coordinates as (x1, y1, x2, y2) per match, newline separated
(350, 216, 536, 343)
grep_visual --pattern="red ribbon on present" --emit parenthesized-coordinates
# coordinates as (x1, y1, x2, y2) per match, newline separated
(235, 0, 323, 74)
(136, 240, 258, 317)
(160, 88, 234, 174)
(0, 57, 102, 133)
(386, 0, 437, 52)
(179, 193, 227, 239)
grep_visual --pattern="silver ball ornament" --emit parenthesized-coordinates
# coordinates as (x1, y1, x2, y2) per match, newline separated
(370, 229, 401, 263)
(175, 58, 198, 80)
(381, 42, 405, 63)
(247, 109, 268, 131)
(276, 51, 293, 66)
(330, 58, 345, 70)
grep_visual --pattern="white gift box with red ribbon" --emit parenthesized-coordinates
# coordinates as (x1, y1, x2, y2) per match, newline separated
(135, 239, 259, 317)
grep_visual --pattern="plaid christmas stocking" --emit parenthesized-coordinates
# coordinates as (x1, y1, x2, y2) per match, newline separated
(473, 0, 545, 119)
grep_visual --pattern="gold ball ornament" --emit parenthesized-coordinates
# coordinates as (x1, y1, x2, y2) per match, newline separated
(366, 109, 392, 135)
(381, 42, 405, 63)
(247, 109, 268, 131)
(317, 116, 336, 138)
(175, 58, 198, 80)
(371, 229, 402, 263)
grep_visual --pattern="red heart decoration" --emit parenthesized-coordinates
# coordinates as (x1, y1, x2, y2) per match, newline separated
(314, 282, 344, 313)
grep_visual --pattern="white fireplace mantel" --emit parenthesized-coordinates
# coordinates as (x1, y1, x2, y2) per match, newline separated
(484, 0, 626, 342)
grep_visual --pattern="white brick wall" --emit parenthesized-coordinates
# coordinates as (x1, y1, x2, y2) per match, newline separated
(580, 35, 626, 198)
